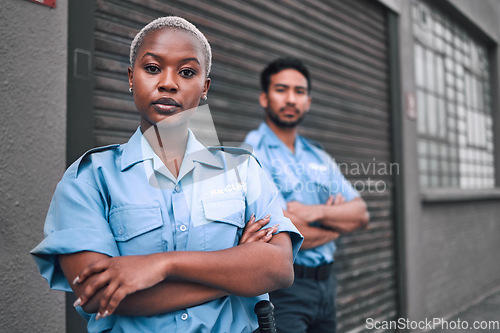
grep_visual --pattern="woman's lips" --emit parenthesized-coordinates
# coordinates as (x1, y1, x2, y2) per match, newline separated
(152, 97, 181, 113)
(152, 104, 179, 113)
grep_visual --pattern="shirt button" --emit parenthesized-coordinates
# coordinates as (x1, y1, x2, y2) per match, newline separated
(174, 185, 180, 193)
(181, 313, 188, 320)
(180, 225, 187, 232)
(117, 227, 124, 235)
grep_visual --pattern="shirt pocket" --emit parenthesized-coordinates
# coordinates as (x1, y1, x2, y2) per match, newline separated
(108, 204, 164, 256)
(272, 171, 300, 200)
(201, 196, 245, 251)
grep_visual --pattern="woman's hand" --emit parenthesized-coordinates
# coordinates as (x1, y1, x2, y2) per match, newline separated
(239, 214, 278, 244)
(73, 253, 169, 319)
(70, 214, 280, 318)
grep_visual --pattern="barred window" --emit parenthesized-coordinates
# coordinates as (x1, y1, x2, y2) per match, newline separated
(412, 0, 495, 189)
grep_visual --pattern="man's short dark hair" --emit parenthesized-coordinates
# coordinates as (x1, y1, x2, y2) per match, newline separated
(260, 57, 311, 94)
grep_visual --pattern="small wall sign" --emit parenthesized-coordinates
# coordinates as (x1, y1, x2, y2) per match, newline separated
(405, 92, 417, 121)
(29, 0, 56, 8)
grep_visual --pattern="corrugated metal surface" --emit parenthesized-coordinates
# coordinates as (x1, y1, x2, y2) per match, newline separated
(92, 0, 397, 331)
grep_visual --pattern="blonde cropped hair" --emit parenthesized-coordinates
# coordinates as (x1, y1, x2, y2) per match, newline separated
(129, 16, 212, 77)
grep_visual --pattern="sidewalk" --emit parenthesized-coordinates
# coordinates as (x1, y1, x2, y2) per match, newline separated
(427, 287, 500, 332)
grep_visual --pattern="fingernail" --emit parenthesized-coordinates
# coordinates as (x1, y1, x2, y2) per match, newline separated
(264, 214, 271, 219)
(95, 312, 102, 321)
(266, 228, 274, 236)
(250, 213, 256, 222)
(102, 310, 110, 318)
(73, 298, 82, 308)
(73, 276, 80, 285)
(273, 224, 280, 230)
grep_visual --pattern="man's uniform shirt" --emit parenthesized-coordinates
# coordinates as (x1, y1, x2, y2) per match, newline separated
(244, 122, 359, 267)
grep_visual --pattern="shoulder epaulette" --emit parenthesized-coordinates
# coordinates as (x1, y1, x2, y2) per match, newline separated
(243, 130, 263, 148)
(207, 146, 253, 155)
(83, 144, 121, 156)
(76, 144, 121, 175)
(303, 137, 325, 151)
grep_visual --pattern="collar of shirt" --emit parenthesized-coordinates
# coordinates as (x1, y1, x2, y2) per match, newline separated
(257, 122, 321, 162)
(121, 127, 223, 183)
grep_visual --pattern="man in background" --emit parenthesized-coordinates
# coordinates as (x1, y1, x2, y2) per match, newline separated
(244, 57, 369, 332)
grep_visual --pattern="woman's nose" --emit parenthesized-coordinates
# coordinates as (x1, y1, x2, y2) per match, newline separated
(158, 70, 178, 92)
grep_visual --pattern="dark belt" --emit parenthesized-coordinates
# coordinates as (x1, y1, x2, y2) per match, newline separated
(293, 263, 333, 281)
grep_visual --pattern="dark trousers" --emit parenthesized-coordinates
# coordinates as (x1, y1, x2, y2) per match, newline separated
(269, 271, 337, 333)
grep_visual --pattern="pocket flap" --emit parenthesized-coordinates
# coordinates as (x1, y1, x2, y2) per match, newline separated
(201, 198, 245, 228)
(109, 205, 163, 241)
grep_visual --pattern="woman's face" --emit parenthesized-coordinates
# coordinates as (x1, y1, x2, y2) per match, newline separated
(128, 28, 210, 131)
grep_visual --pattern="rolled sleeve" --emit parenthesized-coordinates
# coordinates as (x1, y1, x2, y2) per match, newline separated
(31, 179, 119, 291)
(245, 156, 303, 259)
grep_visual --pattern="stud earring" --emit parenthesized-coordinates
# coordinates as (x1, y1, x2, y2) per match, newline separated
(129, 87, 133, 93)
(201, 94, 207, 101)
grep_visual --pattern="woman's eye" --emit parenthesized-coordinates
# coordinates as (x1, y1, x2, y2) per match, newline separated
(179, 69, 196, 77)
(145, 65, 160, 73)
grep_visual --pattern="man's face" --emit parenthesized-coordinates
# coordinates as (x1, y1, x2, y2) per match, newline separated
(260, 69, 311, 128)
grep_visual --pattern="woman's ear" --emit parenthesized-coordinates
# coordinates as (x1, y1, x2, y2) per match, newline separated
(203, 78, 211, 95)
(128, 67, 134, 90)
(259, 92, 269, 109)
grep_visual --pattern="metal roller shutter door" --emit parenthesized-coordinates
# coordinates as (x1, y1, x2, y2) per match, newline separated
(92, 0, 397, 331)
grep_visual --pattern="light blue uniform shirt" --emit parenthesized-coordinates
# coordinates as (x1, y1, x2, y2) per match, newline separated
(31, 127, 302, 333)
(244, 123, 359, 267)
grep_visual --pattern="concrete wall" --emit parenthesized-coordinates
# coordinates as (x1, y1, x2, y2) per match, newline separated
(0, 1, 67, 332)
(395, 0, 500, 326)
(420, 200, 500, 316)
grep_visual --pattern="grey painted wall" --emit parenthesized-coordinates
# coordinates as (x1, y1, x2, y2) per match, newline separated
(395, 0, 424, 323)
(0, 1, 67, 332)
